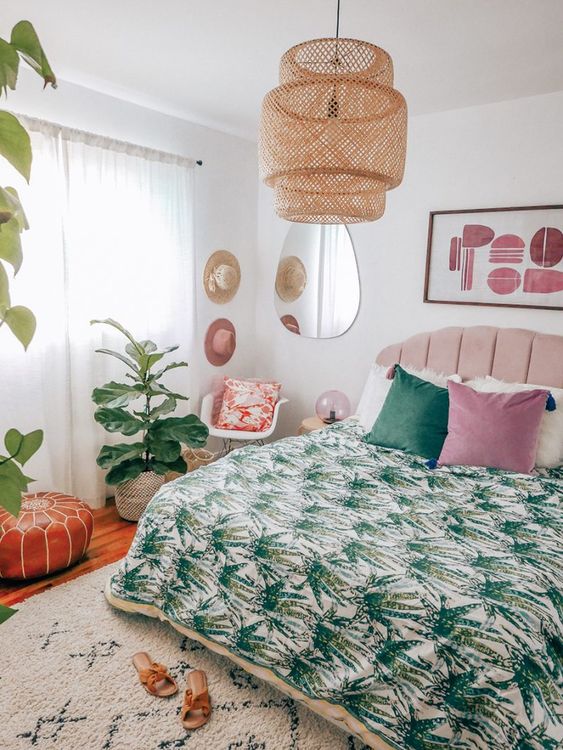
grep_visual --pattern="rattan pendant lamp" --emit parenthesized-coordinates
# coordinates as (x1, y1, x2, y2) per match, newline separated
(259, 0, 407, 224)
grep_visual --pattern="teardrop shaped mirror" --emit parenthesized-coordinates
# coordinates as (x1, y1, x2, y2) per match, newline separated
(275, 224, 360, 338)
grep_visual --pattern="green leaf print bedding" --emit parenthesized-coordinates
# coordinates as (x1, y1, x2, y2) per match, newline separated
(108, 420, 563, 750)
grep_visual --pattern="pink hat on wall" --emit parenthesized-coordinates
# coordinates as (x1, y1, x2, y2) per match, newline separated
(205, 318, 236, 366)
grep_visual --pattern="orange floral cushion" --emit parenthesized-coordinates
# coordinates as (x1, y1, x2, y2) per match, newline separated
(215, 377, 281, 432)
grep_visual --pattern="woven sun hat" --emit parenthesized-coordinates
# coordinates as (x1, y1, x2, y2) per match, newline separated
(204, 250, 241, 303)
(275, 255, 307, 302)
(204, 318, 237, 366)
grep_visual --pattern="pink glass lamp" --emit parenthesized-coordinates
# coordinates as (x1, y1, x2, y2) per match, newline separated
(315, 390, 351, 424)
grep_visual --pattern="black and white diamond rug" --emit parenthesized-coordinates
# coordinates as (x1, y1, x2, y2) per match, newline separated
(0, 564, 370, 750)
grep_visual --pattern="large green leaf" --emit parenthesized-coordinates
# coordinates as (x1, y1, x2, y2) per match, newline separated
(94, 348, 140, 375)
(151, 455, 187, 476)
(0, 455, 33, 491)
(0, 603, 16, 624)
(150, 361, 189, 380)
(0, 186, 26, 226)
(125, 339, 156, 363)
(0, 187, 14, 224)
(2, 305, 36, 349)
(146, 383, 188, 401)
(105, 458, 146, 486)
(10, 21, 57, 89)
(96, 442, 145, 469)
(0, 37, 19, 96)
(0, 111, 31, 181)
(3, 188, 28, 230)
(150, 415, 208, 447)
(0, 261, 10, 311)
(92, 381, 144, 408)
(91, 318, 143, 353)
(0, 473, 22, 515)
(150, 438, 182, 463)
(0, 217, 23, 273)
(94, 407, 144, 436)
(4, 428, 43, 465)
(140, 351, 165, 373)
(148, 396, 177, 419)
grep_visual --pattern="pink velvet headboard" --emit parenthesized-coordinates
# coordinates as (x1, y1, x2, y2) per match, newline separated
(376, 326, 563, 388)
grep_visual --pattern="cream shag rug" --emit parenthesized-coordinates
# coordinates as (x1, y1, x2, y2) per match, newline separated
(0, 564, 370, 750)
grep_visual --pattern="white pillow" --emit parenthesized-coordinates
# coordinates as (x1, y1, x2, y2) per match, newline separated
(468, 375, 563, 468)
(356, 363, 461, 431)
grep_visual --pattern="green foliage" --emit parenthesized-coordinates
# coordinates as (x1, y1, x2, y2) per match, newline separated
(0, 428, 43, 515)
(0, 21, 55, 350)
(0, 21, 54, 522)
(0, 603, 16, 624)
(91, 319, 208, 485)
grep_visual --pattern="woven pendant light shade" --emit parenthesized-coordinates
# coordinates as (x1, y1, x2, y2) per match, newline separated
(259, 37, 407, 224)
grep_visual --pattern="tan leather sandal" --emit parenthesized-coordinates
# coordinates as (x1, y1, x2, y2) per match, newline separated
(180, 669, 211, 729)
(132, 652, 178, 697)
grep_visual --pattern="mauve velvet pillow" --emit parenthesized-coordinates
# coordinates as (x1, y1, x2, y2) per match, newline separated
(438, 380, 548, 474)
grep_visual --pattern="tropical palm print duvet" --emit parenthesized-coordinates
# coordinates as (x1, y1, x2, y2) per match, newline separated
(108, 420, 563, 750)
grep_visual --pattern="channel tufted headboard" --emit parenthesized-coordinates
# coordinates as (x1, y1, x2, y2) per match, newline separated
(376, 326, 563, 389)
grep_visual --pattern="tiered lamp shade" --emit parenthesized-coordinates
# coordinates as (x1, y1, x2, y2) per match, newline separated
(259, 38, 407, 224)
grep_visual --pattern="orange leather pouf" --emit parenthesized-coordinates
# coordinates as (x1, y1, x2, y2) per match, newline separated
(0, 491, 94, 580)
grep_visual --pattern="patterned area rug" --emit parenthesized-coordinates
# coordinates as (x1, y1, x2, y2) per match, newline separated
(0, 564, 369, 750)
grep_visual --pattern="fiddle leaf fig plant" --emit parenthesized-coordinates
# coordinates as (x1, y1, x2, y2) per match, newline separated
(0, 21, 56, 521)
(91, 319, 209, 485)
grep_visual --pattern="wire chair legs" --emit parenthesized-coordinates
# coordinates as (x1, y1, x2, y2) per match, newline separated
(221, 437, 266, 456)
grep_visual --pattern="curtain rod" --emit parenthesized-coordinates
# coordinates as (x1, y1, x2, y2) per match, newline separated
(15, 112, 203, 168)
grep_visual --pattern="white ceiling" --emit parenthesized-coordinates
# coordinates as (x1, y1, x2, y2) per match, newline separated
(5, 0, 563, 140)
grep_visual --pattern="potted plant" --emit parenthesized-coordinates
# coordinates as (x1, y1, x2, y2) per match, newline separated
(91, 318, 208, 521)
(0, 21, 56, 624)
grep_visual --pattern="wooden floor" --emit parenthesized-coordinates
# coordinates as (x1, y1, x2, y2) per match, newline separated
(0, 502, 137, 607)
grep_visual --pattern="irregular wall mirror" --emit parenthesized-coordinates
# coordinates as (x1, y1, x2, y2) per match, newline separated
(275, 224, 360, 338)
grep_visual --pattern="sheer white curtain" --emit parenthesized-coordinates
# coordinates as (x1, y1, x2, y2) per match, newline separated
(0, 117, 196, 507)
(318, 225, 359, 337)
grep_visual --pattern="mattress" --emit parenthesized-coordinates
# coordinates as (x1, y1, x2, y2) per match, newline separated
(107, 420, 563, 749)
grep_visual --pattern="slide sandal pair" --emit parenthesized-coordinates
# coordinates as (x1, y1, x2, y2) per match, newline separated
(133, 651, 211, 729)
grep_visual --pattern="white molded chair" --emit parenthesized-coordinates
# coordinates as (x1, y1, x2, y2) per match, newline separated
(200, 392, 289, 455)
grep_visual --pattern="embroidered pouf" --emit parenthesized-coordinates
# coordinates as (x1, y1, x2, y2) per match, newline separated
(0, 491, 94, 580)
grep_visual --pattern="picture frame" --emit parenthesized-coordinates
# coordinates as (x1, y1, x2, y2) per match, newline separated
(424, 205, 563, 310)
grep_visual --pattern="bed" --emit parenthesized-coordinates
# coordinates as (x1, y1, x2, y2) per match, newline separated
(107, 326, 563, 750)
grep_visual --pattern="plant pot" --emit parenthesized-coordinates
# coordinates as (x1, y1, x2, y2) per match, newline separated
(115, 471, 164, 521)
(165, 447, 217, 483)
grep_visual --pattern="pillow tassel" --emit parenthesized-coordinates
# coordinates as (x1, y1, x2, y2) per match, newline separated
(546, 393, 556, 412)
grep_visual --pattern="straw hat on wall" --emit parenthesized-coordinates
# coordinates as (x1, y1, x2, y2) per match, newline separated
(204, 250, 241, 304)
(275, 256, 307, 302)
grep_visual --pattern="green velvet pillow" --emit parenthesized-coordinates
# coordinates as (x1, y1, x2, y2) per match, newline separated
(365, 365, 449, 459)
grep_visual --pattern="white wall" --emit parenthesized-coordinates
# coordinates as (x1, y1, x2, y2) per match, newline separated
(255, 91, 563, 435)
(11, 70, 259, 406)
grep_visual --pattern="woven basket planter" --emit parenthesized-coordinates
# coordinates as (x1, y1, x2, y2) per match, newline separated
(165, 447, 217, 483)
(115, 471, 164, 522)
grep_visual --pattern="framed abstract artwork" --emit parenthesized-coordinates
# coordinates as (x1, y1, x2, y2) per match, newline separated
(424, 205, 563, 310)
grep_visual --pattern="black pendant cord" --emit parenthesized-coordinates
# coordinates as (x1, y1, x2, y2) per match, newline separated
(335, 0, 341, 38)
